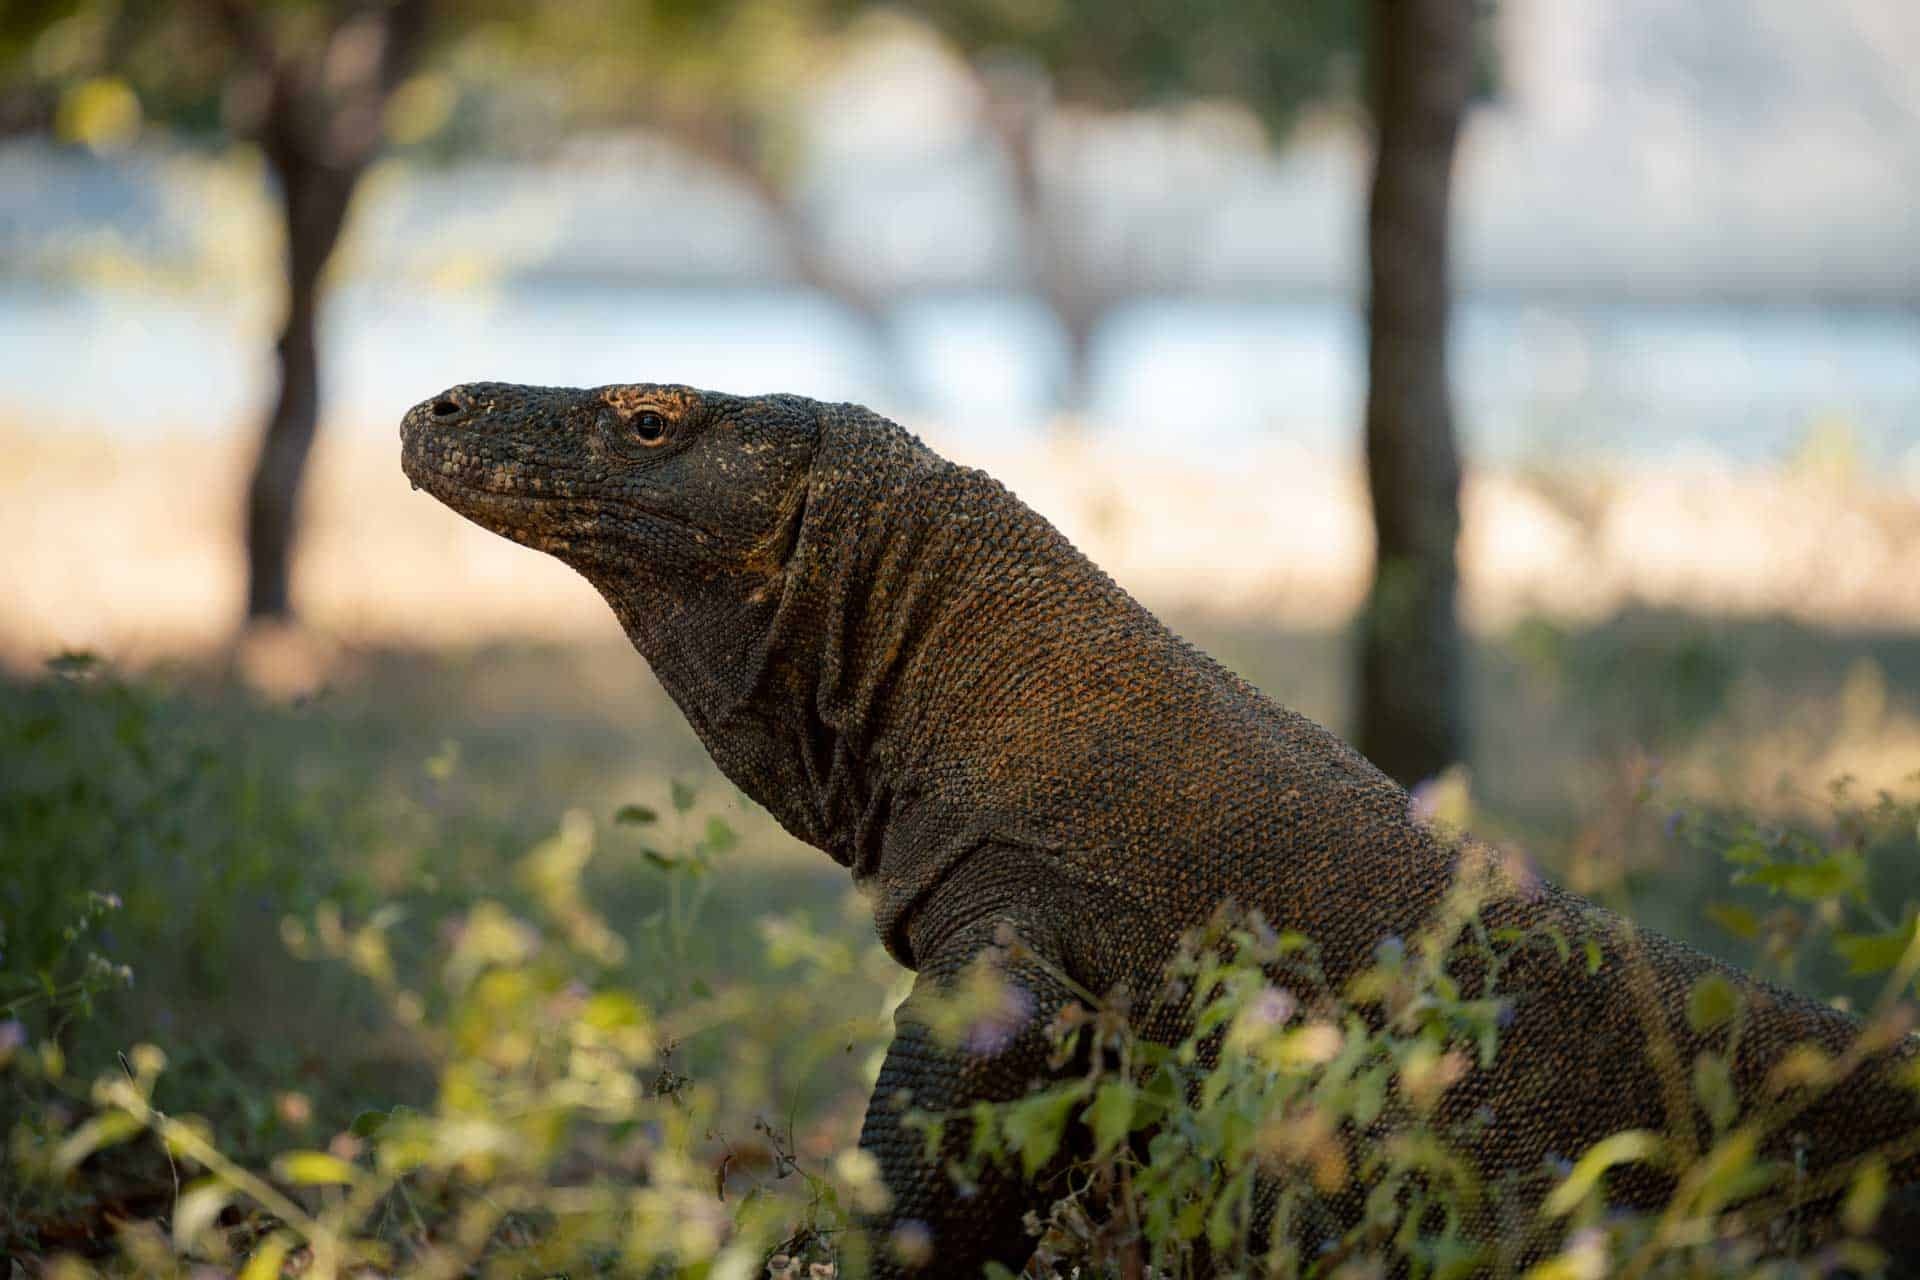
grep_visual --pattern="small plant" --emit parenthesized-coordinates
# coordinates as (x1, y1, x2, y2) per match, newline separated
(914, 791, 1920, 1278)
(1683, 779, 1920, 1000)
(1, 889, 134, 1043)
(0, 887, 136, 1259)
(911, 854, 1521, 1278)
(6, 657, 1920, 1276)
(0, 653, 329, 1021)
(8, 793, 892, 1277)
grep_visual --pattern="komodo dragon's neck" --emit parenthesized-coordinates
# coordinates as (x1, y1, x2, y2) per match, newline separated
(603, 403, 1393, 966)
(631, 407, 1165, 952)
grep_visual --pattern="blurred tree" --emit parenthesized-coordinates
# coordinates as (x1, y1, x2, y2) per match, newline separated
(1355, 0, 1473, 786)
(6, 1, 1477, 776)
(221, 1, 431, 622)
(0, 0, 847, 624)
(446, 0, 874, 319)
(906, 0, 1362, 406)
(0, 0, 429, 623)
(914, 0, 1473, 781)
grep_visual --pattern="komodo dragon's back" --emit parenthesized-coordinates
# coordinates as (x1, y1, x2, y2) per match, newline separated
(401, 381, 1920, 1275)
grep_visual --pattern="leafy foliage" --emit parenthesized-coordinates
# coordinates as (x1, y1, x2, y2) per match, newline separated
(901, 0, 1362, 132)
(0, 1, 848, 160)
(8, 770, 892, 1274)
(1, 655, 321, 1040)
(4, 659, 1920, 1276)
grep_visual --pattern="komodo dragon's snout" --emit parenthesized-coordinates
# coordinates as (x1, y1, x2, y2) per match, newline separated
(403, 381, 1920, 1277)
(400, 380, 819, 574)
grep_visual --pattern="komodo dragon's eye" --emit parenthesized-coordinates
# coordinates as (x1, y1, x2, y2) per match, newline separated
(632, 410, 668, 444)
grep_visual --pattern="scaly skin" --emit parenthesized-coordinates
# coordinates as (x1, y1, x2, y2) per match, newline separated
(401, 382, 1920, 1275)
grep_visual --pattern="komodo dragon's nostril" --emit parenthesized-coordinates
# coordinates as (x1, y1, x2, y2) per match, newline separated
(431, 398, 462, 419)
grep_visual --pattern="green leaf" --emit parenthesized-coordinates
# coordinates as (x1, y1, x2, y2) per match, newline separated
(641, 848, 678, 870)
(904, 1109, 945, 1164)
(52, 1111, 142, 1176)
(1135, 1064, 1179, 1128)
(1086, 1082, 1138, 1159)
(1543, 1131, 1664, 1217)
(424, 740, 460, 781)
(1524, 1250, 1601, 1280)
(1001, 1084, 1087, 1177)
(1583, 938, 1603, 975)
(703, 816, 737, 853)
(1704, 902, 1760, 941)
(349, 1109, 389, 1137)
(1207, 1169, 1248, 1248)
(1686, 974, 1740, 1035)
(1692, 1051, 1738, 1132)
(1835, 917, 1918, 976)
(171, 1178, 231, 1252)
(239, 1233, 294, 1280)
(670, 780, 697, 813)
(1688, 1127, 1770, 1216)
(273, 1150, 360, 1186)
(582, 991, 647, 1029)
(1739, 855, 1864, 903)
(613, 803, 658, 826)
(1845, 1154, 1890, 1235)
(55, 77, 141, 151)
(967, 1100, 1002, 1163)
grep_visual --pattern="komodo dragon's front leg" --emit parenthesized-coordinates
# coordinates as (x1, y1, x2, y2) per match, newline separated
(856, 853, 1090, 1277)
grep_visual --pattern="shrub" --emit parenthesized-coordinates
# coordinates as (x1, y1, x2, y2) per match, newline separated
(4, 660, 1918, 1277)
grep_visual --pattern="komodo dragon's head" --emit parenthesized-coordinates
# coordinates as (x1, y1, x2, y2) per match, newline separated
(399, 381, 906, 852)
(398, 379, 828, 661)
(401, 381, 819, 584)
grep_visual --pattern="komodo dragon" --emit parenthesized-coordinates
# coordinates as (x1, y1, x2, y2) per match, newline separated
(400, 382, 1920, 1274)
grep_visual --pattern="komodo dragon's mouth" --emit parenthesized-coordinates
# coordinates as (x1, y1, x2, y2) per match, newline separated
(418, 482, 589, 558)
(400, 415, 541, 497)
(400, 435, 575, 549)
(401, 436, 726, 560)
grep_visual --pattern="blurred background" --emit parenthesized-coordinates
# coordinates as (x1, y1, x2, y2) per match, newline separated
(4, 0, 1920, 1188)
(3, 0, 1919, 844)
(5, 0, 1920, 842)
(5, 0, 1917, 655)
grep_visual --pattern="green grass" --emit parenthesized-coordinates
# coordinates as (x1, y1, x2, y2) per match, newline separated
(0, 644, 890, 1259)
(3, 610, 1919, 1270)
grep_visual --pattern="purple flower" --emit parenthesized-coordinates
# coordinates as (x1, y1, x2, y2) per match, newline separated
(964, 981, 1035, 1057)
(1244, 987, 1299, 1030)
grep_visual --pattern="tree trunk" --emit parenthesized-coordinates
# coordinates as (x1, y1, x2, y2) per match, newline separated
(243, 146, 357, 621)
(234, 0, 428, 623)
(982, 61, 1100, 417)
(1355, 0, 1473, 787)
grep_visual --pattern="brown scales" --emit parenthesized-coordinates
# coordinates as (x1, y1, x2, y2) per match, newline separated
(400, 382, 1920, 1276)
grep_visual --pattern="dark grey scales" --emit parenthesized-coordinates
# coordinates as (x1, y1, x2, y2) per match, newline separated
(400, 381, 1920, 1276)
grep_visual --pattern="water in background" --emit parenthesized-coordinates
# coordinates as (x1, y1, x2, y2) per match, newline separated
(4, 279, 1918, 471)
